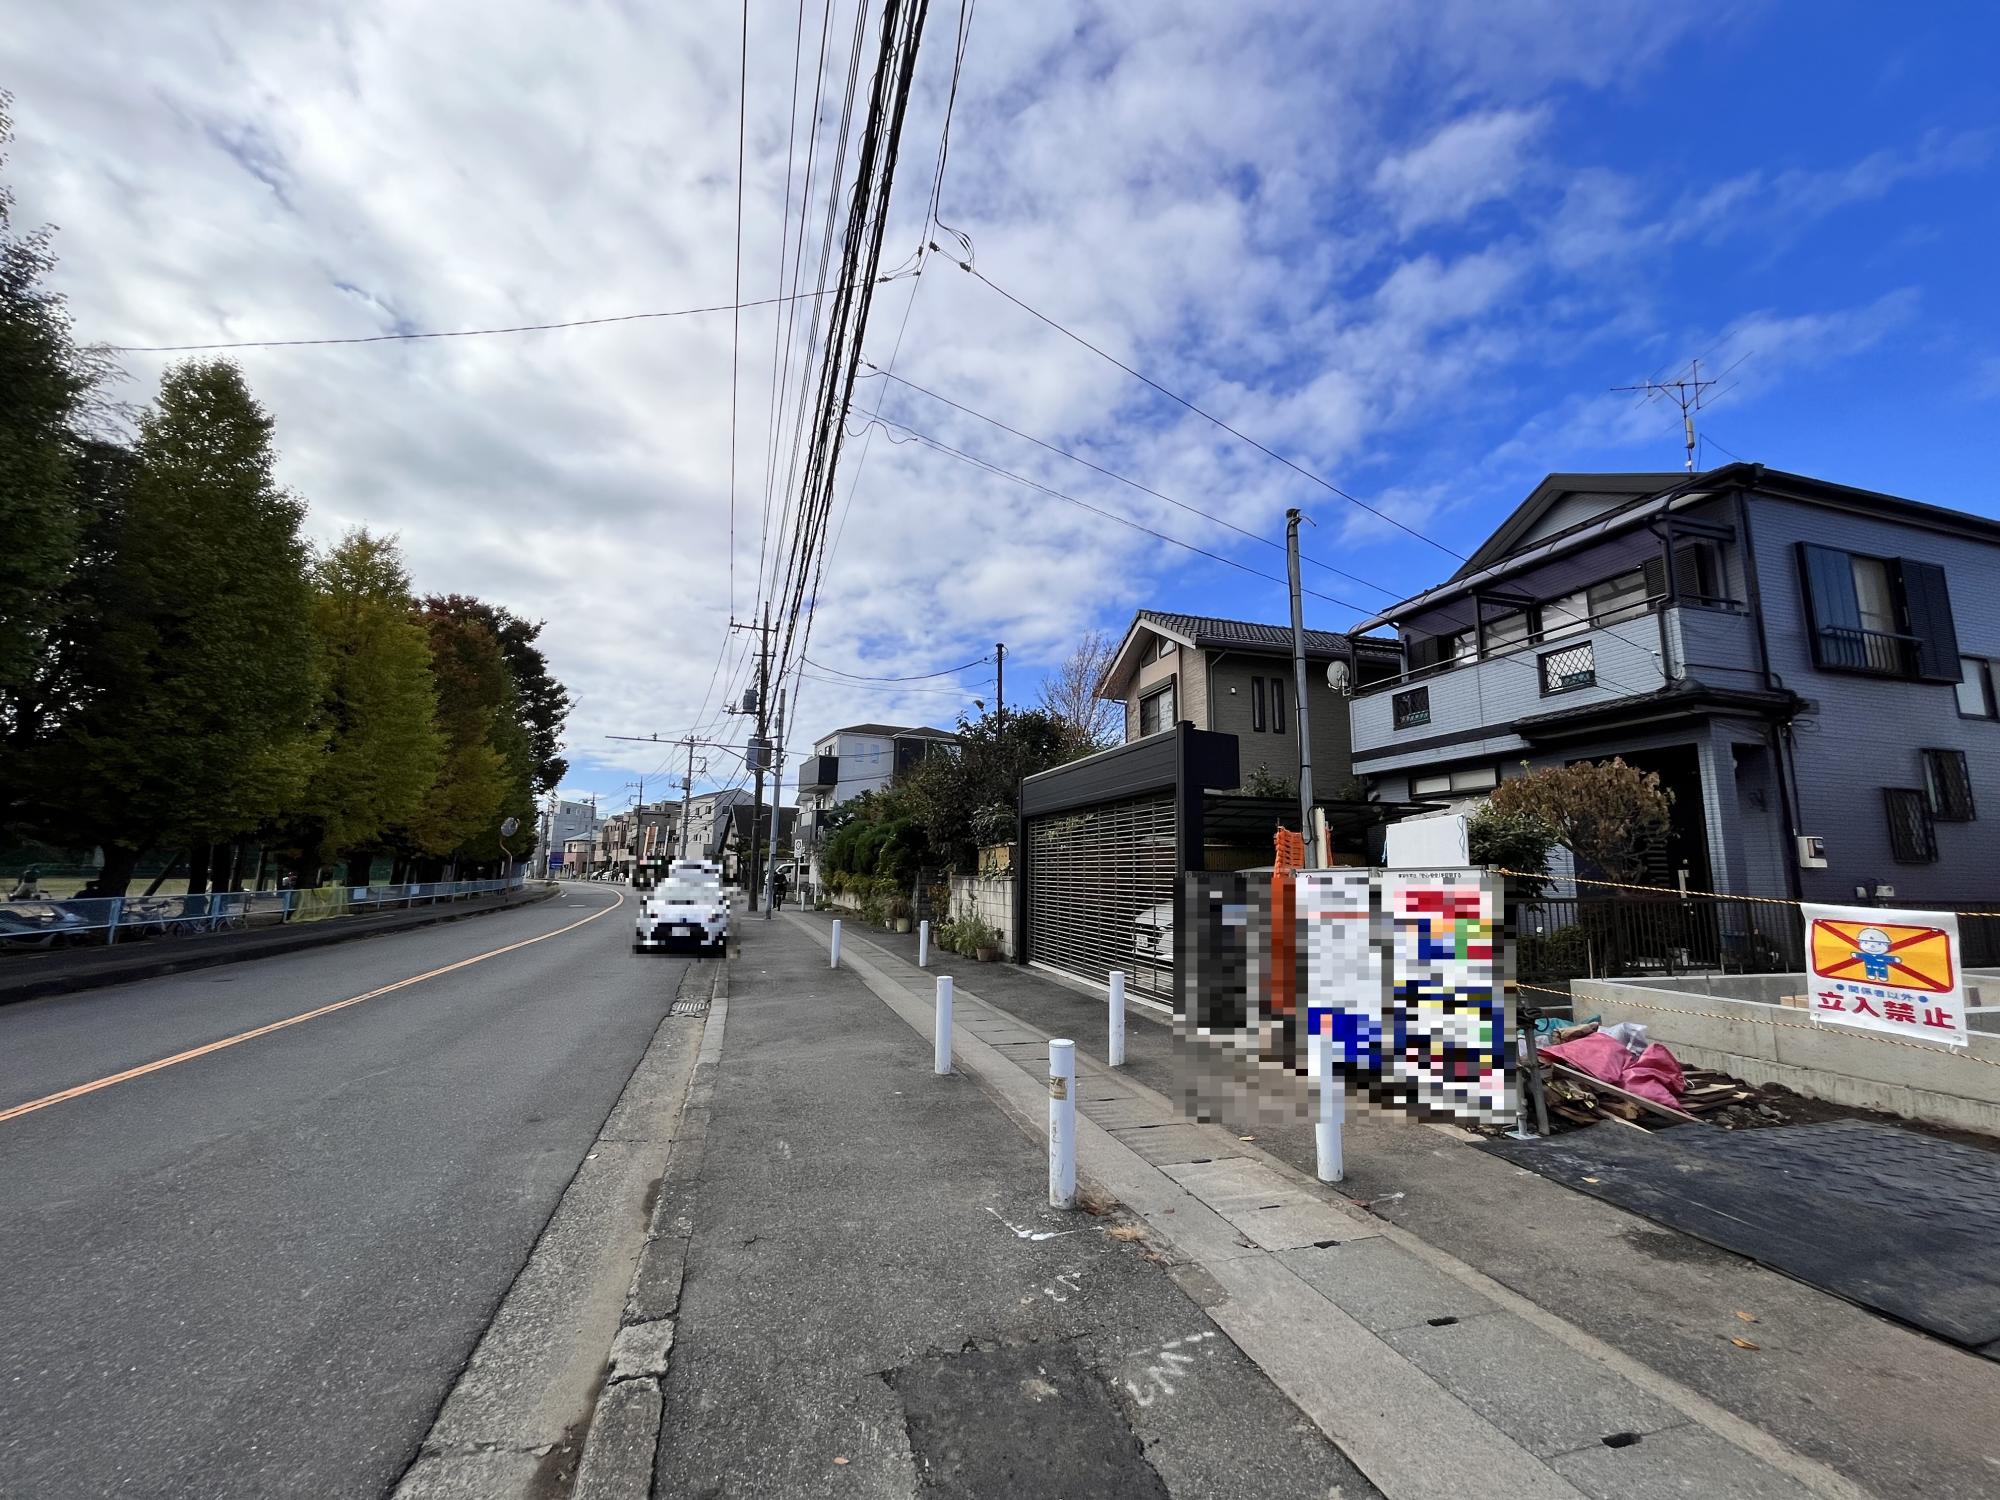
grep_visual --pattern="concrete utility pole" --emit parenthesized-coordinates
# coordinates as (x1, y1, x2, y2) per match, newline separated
(623, 777, 645, 878)
(1285, 508, 1316, 853)
(732, 605, 777, 911)
(679, 737, 702, 860)
(995, 641, 1005, 721)
(762, 687, 788, 921)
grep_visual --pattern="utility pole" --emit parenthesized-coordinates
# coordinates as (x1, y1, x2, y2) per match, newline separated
(731, 606, 777, 910)
(623, 777, 645, 878)
(995, 641, 1005, 722)
(1285, 509, 1316, 854)
(762, 687, 789, 919)
(679, 737, 704, 860)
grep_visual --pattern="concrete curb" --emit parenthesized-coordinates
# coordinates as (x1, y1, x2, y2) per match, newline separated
(0, 886, 560, 1005)
(570, 959, 729, 1499)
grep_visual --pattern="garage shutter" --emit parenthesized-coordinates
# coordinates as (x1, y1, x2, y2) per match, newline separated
(1025, 792, 1178, 1000)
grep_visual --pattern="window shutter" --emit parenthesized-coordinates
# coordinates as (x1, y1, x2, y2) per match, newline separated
(1898, 559, 1960, 683)
(1798, 544, 1861, 667)
(1642, 555, 1668, 598)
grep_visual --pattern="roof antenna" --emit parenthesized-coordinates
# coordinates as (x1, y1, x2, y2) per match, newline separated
(1613, 359, 1720, 474)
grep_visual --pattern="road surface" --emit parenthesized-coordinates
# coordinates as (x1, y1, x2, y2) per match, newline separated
(0, 882, 680, 1499)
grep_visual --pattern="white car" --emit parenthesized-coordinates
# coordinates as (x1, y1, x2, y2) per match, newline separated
(634, 860, 730, 953)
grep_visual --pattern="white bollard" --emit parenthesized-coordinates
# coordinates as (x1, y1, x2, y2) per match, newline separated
(1049, 1039, 1077, 1209)
(830, 918, 842, 969)
(934, 975, 953, 1075)
(918, 918, 930, 968)
(1107, 970, 1127, 1068)
(1313, 1018, 1345, 1183)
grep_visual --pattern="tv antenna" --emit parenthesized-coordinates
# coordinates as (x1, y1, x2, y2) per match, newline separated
(1613, 358, 1722, 474)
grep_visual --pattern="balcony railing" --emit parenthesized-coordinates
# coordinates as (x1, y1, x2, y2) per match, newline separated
(1817, 625, 1918, 678)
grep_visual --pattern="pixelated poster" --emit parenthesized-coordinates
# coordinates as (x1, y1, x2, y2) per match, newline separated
(1179, 868, 1516, 1128)
(1379, 870, 1512, 1124)
(1802, 902, 1967, 1047)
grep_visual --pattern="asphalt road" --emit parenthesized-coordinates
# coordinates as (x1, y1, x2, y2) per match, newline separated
(0, 881, 685, 1500)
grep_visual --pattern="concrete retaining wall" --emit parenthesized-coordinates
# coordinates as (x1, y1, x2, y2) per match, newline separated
(1572, 975, 2000, 1135)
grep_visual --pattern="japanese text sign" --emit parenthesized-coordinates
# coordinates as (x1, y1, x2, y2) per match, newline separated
(1801, 902, 1967, 1048)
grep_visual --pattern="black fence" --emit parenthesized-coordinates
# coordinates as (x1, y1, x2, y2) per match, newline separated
(1515, 893, 2000, 996)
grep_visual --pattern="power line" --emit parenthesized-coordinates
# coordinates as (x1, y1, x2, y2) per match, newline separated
(802, 652, 990, 681)
(797, 669, 992, 696)
(727, 0, 751, 623)
(858, 363, 1399, 598)
(943, 254, 1466, 560)
(104, 280, 903, 353)
(851, 412, 1376, 618)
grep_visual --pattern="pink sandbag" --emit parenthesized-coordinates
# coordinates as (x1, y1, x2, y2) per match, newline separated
(1622, 1043, 1685, 1108)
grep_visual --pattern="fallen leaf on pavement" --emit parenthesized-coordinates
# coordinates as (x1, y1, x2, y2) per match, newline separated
(833, 1456, 850, 1466)
(1238, 1135, 1255, 1141)
(1728, 1337, 1760, 1351)
(1734, 1310, 1759, 1323)
(1583, 1176, 1601, 1183)
(1106, 1224, 1145, 1242)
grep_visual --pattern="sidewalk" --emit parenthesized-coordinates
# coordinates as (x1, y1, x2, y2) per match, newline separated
(790, 910, 2000, 1500)
(639, 909, 1376, 1499)
(0, 885, 557, 1004)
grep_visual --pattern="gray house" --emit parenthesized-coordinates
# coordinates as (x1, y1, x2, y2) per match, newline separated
(1347, 465, 2000, 905)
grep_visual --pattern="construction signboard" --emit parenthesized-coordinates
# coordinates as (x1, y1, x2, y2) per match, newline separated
(1801, 902, 1968, 1048)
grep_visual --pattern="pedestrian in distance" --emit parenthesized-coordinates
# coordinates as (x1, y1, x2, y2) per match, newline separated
(771, 869, 788, 910)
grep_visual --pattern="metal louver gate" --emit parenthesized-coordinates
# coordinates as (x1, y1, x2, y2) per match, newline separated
(1025, 792, 1178, 999)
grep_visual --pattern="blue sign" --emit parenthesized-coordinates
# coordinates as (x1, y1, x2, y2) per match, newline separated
(547, 853, 565, 868)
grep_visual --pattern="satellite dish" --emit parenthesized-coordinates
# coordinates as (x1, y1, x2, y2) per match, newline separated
(500, 817, 520, 837)
(1325, 659, 1351, 694)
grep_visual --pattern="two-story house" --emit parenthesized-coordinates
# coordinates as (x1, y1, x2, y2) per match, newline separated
(1346, 465, 2000, 905)
(683, 788, 754, 863)
(794, 723, 959, 884)
(1096, 610, 1402, 794)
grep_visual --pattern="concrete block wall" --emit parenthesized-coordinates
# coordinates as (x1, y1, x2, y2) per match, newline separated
(948, 870, 1017, 960)
(1573, 976, 2000, 1134)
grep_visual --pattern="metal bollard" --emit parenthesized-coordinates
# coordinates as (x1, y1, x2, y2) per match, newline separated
(830, 918, 842, 969)
(1049, 1039, 1077, 1209)
(918, 918, 930, 968)
(1313, 1017, 1344, 1183)
(934, 975, 953, 1075)
(1107, 970, 1126, 1068)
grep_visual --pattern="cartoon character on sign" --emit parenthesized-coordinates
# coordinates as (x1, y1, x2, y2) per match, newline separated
(1852, 927, 1903, 982)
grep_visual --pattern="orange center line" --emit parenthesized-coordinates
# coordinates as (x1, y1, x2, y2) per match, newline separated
(0, 888, 626, 1126)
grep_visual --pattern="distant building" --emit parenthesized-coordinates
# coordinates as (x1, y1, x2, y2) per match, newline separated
(541, 798, 600, 876)
(793, 722, 959, 889)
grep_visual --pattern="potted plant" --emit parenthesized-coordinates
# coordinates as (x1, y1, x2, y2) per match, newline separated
(974, 922, 1001, 962)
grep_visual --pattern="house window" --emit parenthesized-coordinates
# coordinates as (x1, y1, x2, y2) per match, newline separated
(1139, 683, 1175, 736)
(1483, 610, 1531, 654)
(1412, 765, 1499, 797)
(1393, 686, 1430, 729)
(1157, 635, 1175, 659)
(1588, 569, 1651, 624)
(1271, 676, 1287, 734)
(1251, 676, 1267, 732)
(1884, 788, 1938, 862)
(1540, 589, 1590, 640)
(1956, 657, 1995, 719)
(1539, 641, 1596, 695)
(1799, 544, 1959, 681)
(1923, 749, 1976, 822)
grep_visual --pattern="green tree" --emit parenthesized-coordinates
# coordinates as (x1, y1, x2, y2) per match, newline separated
(0, 94, 114, 806)
(420, 593, 569, 792)
(1484, 758, 1672, 885)
(901, 708, 1077, 869)
(1466, 803, 1558, 899)
(280, 530, 444, 881)
(25, 360, 317, 892)
(407, 602, 537, 872)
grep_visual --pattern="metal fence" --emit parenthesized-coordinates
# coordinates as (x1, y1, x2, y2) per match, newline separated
(1514, 892, 2000, 993)
(0, 875, 530, 953)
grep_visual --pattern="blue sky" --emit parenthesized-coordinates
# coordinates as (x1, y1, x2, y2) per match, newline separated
(3, 1, 1994, 815)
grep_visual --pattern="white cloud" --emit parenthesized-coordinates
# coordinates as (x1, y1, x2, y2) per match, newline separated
(1372, 108, 1548, 232)
(3, 0, 1941, 818)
